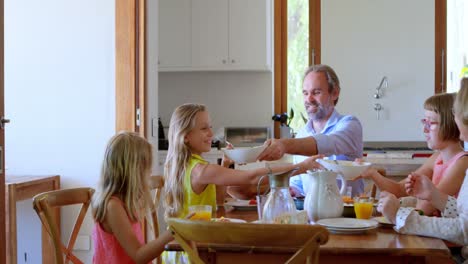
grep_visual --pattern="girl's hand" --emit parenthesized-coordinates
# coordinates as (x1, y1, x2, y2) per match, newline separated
(405, 172, 435, 201)
(222, 142, 235, 167)
(377, 191, 400, 224)
(297, 155, 324, 174)
(353, 167, 378, 181)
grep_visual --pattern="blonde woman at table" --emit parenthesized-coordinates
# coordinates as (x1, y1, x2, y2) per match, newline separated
(378, 77, 468, 248)
(163, 103, 318, 219)
(355, 92, 468, 216)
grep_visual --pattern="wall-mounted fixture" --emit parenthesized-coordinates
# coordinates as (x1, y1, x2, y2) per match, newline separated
(374, 76, 388, 99)
(374, 103, 383, 120)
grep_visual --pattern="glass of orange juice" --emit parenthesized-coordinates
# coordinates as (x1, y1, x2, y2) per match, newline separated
(353, 197, 374, 219)
(188, 205, 212, 221)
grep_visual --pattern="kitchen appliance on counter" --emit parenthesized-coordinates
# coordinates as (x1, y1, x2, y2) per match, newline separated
(224, 127, 270, 147)
(156, 117, 220, 150)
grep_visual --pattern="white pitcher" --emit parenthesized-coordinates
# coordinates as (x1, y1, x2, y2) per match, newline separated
(304, 170, 344, 222)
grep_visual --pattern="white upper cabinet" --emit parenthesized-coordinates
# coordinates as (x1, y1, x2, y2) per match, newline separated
(228, 0, 271, 70)
(158, 0, 191, 68)
(159, 0, 271, 71)
(191, 0, 229, 68)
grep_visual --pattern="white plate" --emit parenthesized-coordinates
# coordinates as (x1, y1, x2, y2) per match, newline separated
(344, 203, 378, 207)
(224, 200, 257, 211)
(317, 218, 378, 229)
(372, 216, 394, 227)
(211, 218, 247, 223)
(326, 226, 377, 234)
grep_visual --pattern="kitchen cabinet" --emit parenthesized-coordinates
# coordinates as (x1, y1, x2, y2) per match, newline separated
(227, 0, 271, 70)
(158, 0, 191, 68)
(158, 0, 271, 71)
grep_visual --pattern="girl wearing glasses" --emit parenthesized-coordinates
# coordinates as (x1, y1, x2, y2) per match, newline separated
(356, 93, 468, 216)
(378, 77, 468, 249)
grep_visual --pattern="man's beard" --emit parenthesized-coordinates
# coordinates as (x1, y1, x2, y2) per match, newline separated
(305, 102, 331, 121)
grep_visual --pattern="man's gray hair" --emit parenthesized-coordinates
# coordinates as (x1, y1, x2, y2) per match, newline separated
(303, 64, 340, 105)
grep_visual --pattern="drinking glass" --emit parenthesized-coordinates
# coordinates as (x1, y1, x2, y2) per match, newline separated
(354, 197, 374, 219)
(188, 205, 212, 221)
(256, 194, 268, 220)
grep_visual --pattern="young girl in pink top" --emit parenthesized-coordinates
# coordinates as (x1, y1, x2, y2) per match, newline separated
(356, 93, 468, 215)
(92, 132, 172, 264)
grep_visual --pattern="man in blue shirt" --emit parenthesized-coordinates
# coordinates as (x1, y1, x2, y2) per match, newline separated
(258, 64, 364, 197)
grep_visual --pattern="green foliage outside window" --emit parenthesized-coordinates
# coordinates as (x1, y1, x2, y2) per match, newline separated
(287, 0, 309, 133)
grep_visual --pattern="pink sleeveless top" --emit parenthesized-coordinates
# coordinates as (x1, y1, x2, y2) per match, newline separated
(92, 197, 146, 264)
(432, 151, 468, 195)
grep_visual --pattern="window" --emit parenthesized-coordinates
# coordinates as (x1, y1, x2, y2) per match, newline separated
(287, 0, 309, 131)
(446, 0, 468, 92)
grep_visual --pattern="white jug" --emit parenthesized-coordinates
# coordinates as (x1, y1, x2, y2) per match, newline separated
(304, 170, 344, 222)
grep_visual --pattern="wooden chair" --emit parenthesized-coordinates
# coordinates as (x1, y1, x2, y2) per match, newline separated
(167, 218, 329, 264)
(148, 175, 164, 264)
(32, 187, 95, 264)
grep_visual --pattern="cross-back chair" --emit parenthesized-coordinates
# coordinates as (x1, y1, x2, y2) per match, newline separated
(148, 175, 164, 264)
(32, 187, 95, 264)
(167, 218, 329, 264)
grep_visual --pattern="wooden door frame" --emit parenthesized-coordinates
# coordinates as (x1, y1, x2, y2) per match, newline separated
(274, 0, 447, 135)
(115, 0, 150, 240)
(435, 0, 446, 94)
(115, 0, 146, 136)
(1, 0, 6, 262)
(273, 0, 287, 138)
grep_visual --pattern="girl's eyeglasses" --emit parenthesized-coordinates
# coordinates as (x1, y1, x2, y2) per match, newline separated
(420, 119, 439, 131)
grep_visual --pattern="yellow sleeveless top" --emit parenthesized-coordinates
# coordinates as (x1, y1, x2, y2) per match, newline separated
(180, 154, 217, 217)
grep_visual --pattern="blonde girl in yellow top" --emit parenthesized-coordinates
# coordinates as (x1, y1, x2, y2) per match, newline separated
(163, 103, 319, 219)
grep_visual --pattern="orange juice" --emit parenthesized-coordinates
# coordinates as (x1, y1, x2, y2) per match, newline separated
(354, 202, 373, 219)
(190, 211, 212, 221)
(188, 205, 213, 221)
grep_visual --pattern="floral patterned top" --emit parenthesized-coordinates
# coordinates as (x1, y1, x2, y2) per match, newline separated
(394, 169, 468, 245)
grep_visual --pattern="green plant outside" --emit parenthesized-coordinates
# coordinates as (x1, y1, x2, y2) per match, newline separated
(287, 0, 309, 133)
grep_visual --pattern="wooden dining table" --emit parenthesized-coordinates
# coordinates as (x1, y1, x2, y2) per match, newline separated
(165, 206, 454, 264)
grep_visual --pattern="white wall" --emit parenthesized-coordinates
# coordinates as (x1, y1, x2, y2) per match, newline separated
(158, 71, 273, 135)
(322, 0, 434, 141)
(5, 0, 115, 263)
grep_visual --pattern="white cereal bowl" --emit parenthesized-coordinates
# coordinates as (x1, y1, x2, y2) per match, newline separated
(222, 145, 267, 164)
(317, 159, 371, 180)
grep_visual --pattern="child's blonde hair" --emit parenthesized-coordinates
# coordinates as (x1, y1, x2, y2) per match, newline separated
(163, 103, 206, 218)
(93, 131, 153, 223)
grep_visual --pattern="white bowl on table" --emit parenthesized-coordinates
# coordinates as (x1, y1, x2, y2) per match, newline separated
(222, 145, 267, 164)
(317, 159, 371, 180)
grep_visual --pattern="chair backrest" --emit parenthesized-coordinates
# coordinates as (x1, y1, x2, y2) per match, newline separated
(149, 175, 164, 264)
(33, 187, 94, 264)
(167, 218, 329, 264)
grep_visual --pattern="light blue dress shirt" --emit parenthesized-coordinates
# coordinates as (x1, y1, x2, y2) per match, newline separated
(291, 109, 364, 197)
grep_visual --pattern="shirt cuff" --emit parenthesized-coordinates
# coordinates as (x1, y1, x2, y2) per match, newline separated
(312, 134, 333, 156)
(394, 207, 416, 231)
(442, 196, 459, 218)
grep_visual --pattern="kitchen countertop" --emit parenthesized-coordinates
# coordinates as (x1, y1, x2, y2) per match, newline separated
(363, 141, 430, 151)
(363, 141, 432, 177)
(365, 157, 428, 177)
